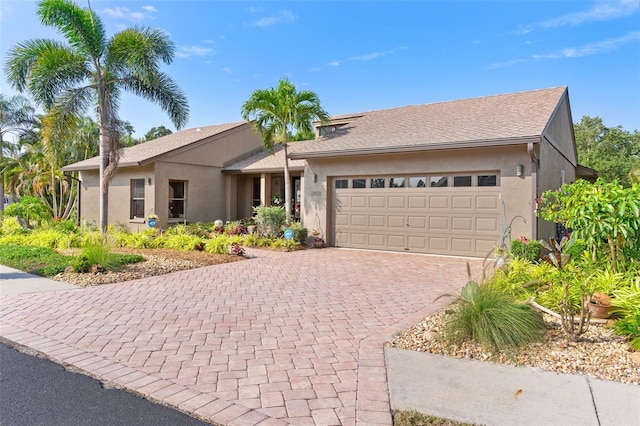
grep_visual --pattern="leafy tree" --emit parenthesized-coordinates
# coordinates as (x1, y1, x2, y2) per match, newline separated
(574, 116, 640, 187)
(0, 94, 35, 214)
(241, 78, 329, 225)
(144, 125, 173, 141)
(5, 0, 189, 231)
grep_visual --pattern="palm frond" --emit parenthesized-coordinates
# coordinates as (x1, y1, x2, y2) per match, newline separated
(38, 0, 106, 58)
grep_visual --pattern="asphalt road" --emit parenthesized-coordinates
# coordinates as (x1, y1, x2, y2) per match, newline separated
(0, 342, 211, 426)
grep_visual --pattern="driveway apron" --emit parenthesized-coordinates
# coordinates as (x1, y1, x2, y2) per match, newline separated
(0, 249, 477, 425)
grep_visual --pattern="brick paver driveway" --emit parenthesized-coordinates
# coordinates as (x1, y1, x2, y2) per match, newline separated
(0, 248, 477, 425)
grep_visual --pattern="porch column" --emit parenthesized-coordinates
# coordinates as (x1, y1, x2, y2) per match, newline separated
(261, 173, 272, 206)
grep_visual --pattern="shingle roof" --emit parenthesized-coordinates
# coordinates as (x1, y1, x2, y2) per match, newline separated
(290, 87, 568, 158)
(62, 122, 247, 171)
(224, 145, 305, 173)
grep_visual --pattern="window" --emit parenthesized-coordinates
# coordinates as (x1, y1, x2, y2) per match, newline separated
(352, 178, 366, 189)
(319, 123, 346, 136)
(370, 178, 385, 188)
(389, 177, 405, 188)
(478, 175, 497, 187)
(335, 179, 348, 189)
(130, 179, 145, 219)
(453, 175, 472, 187)
(169, 180, 186, 219)
(409, 177, 426, 188)
(430, 176, 448, 187)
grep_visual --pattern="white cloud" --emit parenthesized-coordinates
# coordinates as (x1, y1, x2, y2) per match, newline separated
(540, 0, 640, 28)
(323, 47, 407, 69)
(176, 45, 214, 59)
(248, 7, 263, 14)
(255, 10, 296, 27)
(486, 58, 527, 69)
(533, 31, 640, 59)
(102, 6, 157, 22)
(221, 67, 233, 74)
(519, 0, 640, 33)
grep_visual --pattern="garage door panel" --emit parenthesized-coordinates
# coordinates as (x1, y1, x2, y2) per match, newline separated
(451, 238, 473, 253)
(452, 217, 473, 231)
(428, 236, 449, 251)
(369, 215, 386, 227)
(335, 214, 349, 226)
(351, 215, 367, 226)
(388, 235, 406, 248)
(368, 234, 386, 247)
(332, 179, 501, 257)
(476, 239, 497, 254)
(389, 196, 405, 208)
(409, 196, 427, 209)
(407, 236, 427, 250)
(429, 196, 448, 209)
(476, 217, 499, 232)
(351, 196, 367, 208)
(429, 216, 449, 230)
(350, 233, 368, 245)
(388, 216, 405, 228)
(452, 196, 473, 209)
(476, 195, 499, 210)
(407, 216, 426, 229)
(369, 196, 386, 208)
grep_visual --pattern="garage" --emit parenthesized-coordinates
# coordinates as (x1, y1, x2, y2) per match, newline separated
(331, 174, 501, 256)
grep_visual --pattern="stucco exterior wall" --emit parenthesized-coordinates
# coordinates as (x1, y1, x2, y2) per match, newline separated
(78, 164, 156, 232)
(154, 161, 224, 227)
(537, 94, 577, 241)
(302, 145, 536, 245)
(164, 125, 262, 167)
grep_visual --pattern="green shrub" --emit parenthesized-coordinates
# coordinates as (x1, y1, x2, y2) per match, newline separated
(75, 240, 119, 272)
(289, 222, 308, 244)
(4, 196, 52, 227)
(253, 205, 286, 239)
(0, 216, 26, 235)
(163, 234, 206, 251)
(445, 281, 546, 352)
(612, 312, 640, 350)
(509, 239, 541, 262)
(26, 228, 77, 249)
(205, 235, 230, 254)
(488, 257, 544, 300)
(0, 245, 74, 277)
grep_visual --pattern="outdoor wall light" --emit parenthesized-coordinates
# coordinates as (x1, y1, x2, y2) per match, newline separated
(516, 164, 524, 177)
(147, 177, 152, 185)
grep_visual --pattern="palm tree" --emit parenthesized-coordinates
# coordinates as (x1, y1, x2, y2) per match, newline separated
(5, 0, 189, 231)
(241, 78, 329, 225)
(0, 94, 35, 213)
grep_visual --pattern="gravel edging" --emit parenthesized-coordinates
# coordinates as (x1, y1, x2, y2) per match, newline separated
(390, 308, 640, 386)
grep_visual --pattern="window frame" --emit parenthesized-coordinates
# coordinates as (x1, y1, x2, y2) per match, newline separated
(168, 180, 187, 220)
(130, 179, 145, 220)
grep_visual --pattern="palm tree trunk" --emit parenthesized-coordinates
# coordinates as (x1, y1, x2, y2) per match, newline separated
(99, 125, 109, 232)
(283, 142, 291, 226)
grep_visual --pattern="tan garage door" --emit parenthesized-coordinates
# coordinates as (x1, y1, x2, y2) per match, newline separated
(332, 175, 501, 257)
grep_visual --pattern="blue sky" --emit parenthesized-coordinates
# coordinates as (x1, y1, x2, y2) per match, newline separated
(1, 0, 639, 138)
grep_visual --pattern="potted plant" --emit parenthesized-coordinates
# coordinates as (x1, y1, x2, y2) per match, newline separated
(588, 292, 615, 319)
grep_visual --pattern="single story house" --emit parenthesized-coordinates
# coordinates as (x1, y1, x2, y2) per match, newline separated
(64, 86, 586, 257)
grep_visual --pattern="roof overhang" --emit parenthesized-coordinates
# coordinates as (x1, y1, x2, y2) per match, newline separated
(289, 135, 541, 159)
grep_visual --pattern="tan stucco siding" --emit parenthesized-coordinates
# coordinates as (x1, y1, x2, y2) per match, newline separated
(542, 95, 577, 167)
(538, 137, 577, 241)
(303, 145, 537, 246)
(154, 161, 225, 226)
(163, 126, 262, 167)
(77, 165, 156, 231)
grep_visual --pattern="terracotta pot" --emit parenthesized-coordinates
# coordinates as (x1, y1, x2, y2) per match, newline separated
(588, 302, 615, 319)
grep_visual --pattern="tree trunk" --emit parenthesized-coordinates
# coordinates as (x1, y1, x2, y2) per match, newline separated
(283, 142, 291, 226)
(99, 125, 109, 232)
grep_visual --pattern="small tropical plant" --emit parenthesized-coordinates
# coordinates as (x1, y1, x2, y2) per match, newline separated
(253, 205, 286, 239)
(510, 237, 542, 262)
(444, 278, 546, 352)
